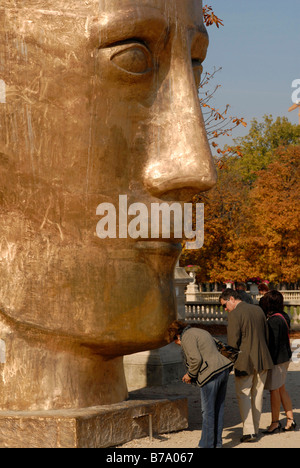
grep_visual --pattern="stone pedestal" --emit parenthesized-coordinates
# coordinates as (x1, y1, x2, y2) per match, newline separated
(0, 398, 188, 448)
(185, 279, 201, 302)
(124, 343, 185, 391)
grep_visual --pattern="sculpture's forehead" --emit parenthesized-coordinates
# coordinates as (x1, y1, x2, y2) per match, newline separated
(2, 0, 206, 51)
(2, 0, 204, 24)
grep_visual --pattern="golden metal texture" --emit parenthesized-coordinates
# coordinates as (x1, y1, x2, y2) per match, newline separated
(0, 0, 216, 410)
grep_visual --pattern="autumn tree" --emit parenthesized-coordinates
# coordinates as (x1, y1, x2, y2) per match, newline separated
(181, 162, 250, 282)
(181, 10, 300, 284)
(228, 115, 300, 184)
(239, 145, 300, 283)
(181, 117, 300, 285)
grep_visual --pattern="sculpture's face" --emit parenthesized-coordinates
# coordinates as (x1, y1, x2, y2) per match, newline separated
(0, 0, 216, 355)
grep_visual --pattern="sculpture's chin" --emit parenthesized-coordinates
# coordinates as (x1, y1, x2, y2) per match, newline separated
(0, 240, 181, 355)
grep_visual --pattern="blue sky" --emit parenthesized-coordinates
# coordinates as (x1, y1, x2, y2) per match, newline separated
(202, 0, 300, 147)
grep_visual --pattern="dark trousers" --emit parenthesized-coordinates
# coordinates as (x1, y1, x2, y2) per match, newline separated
(199, 368, 230, 448)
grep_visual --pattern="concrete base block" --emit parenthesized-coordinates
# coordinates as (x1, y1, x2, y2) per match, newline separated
(124, 343, 185, 391)
(0, 397, 188, 448)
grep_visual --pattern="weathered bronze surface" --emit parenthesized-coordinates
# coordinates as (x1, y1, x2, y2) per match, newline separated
(0, 0, 216, 411)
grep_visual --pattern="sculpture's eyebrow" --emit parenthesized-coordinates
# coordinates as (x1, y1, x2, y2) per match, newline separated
(90, 8, 169, 49)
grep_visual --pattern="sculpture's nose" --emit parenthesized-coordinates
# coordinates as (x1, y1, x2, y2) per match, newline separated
(143, 46, 217, 202)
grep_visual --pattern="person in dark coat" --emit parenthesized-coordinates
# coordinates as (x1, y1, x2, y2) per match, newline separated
(219, 289, 273, 443)
(260, 290, 296, 434)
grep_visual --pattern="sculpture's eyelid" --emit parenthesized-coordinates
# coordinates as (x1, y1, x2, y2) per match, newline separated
(105, 39, 153, 76)
(98, 38, 150, 50)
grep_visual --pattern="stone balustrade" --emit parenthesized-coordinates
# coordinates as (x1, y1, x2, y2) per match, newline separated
(185, 291, 300, 330)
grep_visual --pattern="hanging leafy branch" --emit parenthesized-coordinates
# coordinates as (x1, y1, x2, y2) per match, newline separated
(203, 4, 224, 28)
(201, 5, 247, 161)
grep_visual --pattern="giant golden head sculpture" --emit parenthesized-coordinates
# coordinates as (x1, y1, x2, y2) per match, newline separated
(0, 0, 216, 410)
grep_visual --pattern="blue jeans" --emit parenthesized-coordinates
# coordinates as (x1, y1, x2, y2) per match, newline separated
(199, 368, 230, 448)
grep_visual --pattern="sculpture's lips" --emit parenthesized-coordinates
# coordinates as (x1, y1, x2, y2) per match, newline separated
(135, 240, 182, 256)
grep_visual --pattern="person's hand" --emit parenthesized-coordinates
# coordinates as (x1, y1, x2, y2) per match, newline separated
(182, 373, 192, 384)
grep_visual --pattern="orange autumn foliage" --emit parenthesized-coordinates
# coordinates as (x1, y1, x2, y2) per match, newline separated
(181, 145, 300, 284)
(203, 5, 224, 28)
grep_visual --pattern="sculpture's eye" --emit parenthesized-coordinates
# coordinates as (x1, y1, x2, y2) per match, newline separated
(192, 59, 203, 89)
(110, 43, 153, 75)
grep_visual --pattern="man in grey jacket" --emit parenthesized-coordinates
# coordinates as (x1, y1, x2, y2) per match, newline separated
(167, 321, 233, 448)
(219, 288, 274, 443)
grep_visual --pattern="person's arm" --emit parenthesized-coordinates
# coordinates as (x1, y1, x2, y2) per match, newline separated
(268, 317, 281, 357)
(181, 333, 203, 380)
(227, 312, 241, 350)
